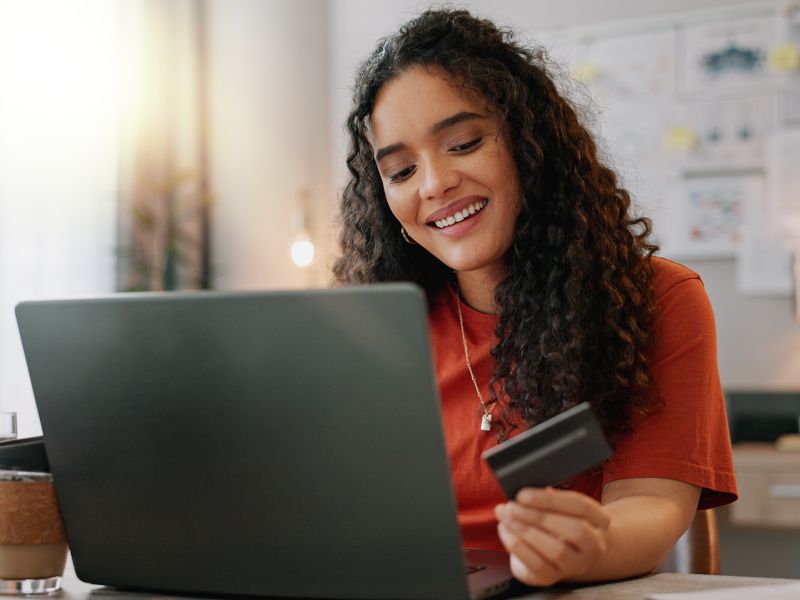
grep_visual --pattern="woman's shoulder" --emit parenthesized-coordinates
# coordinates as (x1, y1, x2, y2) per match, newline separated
(647, 256, 716, 347)
(649, 255, 703, 299)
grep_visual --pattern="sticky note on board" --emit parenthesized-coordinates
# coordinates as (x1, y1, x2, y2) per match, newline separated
(572, 62, 599, 82)
(769, 44, 800, 72)
(663, 127, 698, 151)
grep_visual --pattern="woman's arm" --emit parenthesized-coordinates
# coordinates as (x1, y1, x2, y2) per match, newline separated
(495, 478, 701, 586)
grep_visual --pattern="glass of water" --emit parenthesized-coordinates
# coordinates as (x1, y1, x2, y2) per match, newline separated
(0, 412, 16, 442)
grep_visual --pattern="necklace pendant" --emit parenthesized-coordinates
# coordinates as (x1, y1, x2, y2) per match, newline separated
(480, 413, 492, 432)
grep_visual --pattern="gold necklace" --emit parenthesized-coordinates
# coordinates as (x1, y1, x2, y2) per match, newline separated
(454, 286, 493, 432)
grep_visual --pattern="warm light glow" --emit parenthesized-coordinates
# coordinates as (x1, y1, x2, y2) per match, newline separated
(290, 236, 315, 268)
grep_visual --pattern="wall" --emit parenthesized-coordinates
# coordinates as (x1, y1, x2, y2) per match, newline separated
(206, 0, 331, 290)
(0, 1, 118, 438)
(687, 258, 800, 390)
(329, 0, 800, 391)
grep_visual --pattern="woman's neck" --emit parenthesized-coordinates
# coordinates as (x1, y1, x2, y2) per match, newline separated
(455, 265, 508, 315)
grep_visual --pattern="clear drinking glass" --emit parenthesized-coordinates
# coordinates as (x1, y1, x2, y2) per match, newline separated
(0, 412, 17, 442)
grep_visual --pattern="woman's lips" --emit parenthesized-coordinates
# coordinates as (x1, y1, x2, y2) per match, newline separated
(430, 200, 488, 237)
(425, 195, 488, 224)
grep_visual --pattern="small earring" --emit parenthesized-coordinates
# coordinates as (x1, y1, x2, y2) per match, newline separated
(400, 227, 417, 245)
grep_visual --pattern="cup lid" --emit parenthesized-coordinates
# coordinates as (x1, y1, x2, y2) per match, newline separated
(0, 469, 53, 482)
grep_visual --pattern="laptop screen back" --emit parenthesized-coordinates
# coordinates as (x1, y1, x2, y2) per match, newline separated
(16, 285, 471, 600)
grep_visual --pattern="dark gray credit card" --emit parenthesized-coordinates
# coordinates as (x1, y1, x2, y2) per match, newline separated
(482, 402, 612, 499)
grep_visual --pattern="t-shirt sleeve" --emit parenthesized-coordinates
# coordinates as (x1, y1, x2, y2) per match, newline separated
(602, 275, 738, 509)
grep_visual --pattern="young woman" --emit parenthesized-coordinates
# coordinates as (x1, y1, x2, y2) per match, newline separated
(333, 9, 737, 586)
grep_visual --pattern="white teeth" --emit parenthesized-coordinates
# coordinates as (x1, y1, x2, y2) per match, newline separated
(432, 199, 488, 229)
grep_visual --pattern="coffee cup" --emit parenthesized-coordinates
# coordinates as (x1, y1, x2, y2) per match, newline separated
(0, 470, 68, 594)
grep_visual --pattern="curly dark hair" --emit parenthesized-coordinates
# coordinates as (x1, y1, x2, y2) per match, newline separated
(332, 8, 660, 444)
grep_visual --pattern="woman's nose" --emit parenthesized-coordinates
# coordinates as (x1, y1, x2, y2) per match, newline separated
(418, 157, 460, 200)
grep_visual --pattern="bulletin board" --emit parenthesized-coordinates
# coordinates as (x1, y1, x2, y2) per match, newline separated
(536, 1, 800, 295)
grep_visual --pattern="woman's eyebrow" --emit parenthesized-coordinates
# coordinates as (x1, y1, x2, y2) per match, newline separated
(429, 111, 485, 135)
(375, 142, 406, 162)
(374, 112, 486, 163)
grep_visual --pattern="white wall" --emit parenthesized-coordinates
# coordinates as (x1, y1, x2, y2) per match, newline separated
(328, 0, 800, 391)
(686, 258, 800, 389)
(207, 0, 331, 290)
(0, 0, 118, 437)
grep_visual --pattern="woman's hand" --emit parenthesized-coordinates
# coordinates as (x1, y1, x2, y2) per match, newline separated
(495, 486, 611, 587)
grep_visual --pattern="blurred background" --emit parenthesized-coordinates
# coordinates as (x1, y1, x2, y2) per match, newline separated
(1, 0, 800, 577)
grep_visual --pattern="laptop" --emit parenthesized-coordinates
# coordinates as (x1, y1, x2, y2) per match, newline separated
(15, 284, 513, 600)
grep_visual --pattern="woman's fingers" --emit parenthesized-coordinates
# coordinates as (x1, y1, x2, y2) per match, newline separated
(495, 488, 612, 584)
(496, 501, 607, 557)
(505, 519, 584, 572)
(515, 487, 611, 531)
(497, 523, 563, 587)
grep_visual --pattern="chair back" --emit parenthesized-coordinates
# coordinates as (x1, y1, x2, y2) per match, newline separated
(656, 509, 720, 574)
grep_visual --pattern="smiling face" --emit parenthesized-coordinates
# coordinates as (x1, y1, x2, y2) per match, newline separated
(370, 66, 522, 279)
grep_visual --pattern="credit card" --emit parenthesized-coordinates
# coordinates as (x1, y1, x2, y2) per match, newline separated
(481, 402, 612, 499)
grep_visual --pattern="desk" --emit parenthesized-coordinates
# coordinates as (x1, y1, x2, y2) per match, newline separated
(57, 563, 795, 600)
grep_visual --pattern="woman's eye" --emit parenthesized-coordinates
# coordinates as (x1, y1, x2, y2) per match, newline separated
(387, 165, 416, 183)
(450, 137, 483, 153)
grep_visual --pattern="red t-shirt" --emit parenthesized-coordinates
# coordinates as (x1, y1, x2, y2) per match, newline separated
(428, 256, 738, 551)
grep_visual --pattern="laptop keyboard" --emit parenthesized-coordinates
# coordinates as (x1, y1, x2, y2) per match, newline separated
(465, 564, 487, 575)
